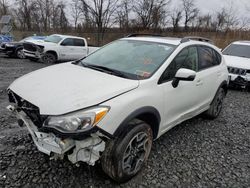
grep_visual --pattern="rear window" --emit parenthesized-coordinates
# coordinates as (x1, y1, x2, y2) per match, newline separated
(73, 39, 85, 46)
(223, 44, 250, 58)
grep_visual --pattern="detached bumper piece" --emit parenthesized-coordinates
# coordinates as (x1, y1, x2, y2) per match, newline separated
(7, 105, 106, 166)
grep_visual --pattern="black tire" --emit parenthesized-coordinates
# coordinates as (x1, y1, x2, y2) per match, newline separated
(15, 48, 25, 59)
(41, 52, 56, 64)
(203, 88, 225, 119)
(101, 119, 153, 183)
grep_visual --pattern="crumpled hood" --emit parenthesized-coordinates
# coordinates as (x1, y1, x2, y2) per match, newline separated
(9, 63, 139, 115)
(224, 55, 250, 70)
(28, 40, 57, 47)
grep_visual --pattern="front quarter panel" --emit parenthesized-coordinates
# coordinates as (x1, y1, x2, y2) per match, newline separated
(96, 81, 164, 137)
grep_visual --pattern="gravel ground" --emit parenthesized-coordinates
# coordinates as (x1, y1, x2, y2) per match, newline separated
(0, 54, 250, 188)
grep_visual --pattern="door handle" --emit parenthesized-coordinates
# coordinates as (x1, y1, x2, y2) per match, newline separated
(217, 71, 222, 76)
(196, 79, 203, 86)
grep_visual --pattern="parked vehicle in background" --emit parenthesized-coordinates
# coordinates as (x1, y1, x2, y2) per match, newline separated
(7, 35, 228, 182)
(0, 34, 13, 44)
(0, 36, 46, 59)
(23, 34, 99, 64)
(222, 41, 250, 89)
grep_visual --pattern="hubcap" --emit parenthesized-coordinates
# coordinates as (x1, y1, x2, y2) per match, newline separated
(17, 50, 25, 59)
(43, 54, 54, 64)
(122, 132, 150, 175)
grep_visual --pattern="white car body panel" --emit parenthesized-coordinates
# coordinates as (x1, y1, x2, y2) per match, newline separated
(8, 36, 229, 165)
(24, 34, 99, 61)
(223, 41, 250, 83)
(224, 55, 250, 70)
(97, 42, 228, 137)
(9, 63, 139, 115)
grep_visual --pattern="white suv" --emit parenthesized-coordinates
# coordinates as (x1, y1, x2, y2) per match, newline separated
(7, 35, 228, 182)
(222, 41, 250, 89)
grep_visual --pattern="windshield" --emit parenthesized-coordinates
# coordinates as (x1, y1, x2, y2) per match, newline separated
(44, 35, 62, 44)
(78, 40, 176, 80)
(223, 44, 250, 58)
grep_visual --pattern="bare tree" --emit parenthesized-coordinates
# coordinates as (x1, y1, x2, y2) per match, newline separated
(196, 14, 212, 30)
(15, 0, 35, 30)
(170, 8, 182, 32)
(34, 0, 54, 32)
(116, 0, 132, 31)
(212, 4, 239, 32)
(79, 0, 119, 45)
(58, 2, 68, 31)
(182, 0, 199, 31)
(0, 0, 9, 16)
(133, 0, 171, 29)
(71, 0, 82, 30)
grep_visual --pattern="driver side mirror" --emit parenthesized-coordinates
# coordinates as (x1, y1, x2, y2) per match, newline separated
(172, 68, 196, 88)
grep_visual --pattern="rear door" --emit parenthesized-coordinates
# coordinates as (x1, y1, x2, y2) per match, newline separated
(72, 38, 87, 59)
(196, 45, 222, 107)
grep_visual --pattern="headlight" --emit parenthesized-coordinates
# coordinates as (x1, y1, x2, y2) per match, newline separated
(43, 106, 109, 133)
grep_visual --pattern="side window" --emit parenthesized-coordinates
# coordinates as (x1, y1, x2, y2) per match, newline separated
(214, 50, 222, 65)
(73, 39, 85, 47)
(61, 38, 74, 46)
(161, 46, 198, 82)
(198, 46, 220, 70)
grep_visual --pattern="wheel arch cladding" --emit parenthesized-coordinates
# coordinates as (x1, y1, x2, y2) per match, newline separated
(113, 106, 161, 139)
(220, 80, 228, 94)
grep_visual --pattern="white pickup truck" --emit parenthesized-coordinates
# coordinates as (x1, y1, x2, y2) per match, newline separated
(23, 34, 99, 63)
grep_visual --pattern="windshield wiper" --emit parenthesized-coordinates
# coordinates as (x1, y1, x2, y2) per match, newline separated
(81, 62, 130, 78)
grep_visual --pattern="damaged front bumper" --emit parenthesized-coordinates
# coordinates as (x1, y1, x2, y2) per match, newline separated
(7, 105, 106, 166)
(228, 73, 250, 89)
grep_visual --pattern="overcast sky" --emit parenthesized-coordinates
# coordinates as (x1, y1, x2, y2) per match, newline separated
(195, 0, 248, 15)
(64, 0, 249, 20)
(8, 0, 250, 22)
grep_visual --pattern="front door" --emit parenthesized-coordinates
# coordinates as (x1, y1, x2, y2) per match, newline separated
(158, 46, 203, 133)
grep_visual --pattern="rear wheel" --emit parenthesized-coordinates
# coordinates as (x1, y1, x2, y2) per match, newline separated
(101, 119, 153, 183)
(41, 52, 56, 64)
(204, 88, 225, 119)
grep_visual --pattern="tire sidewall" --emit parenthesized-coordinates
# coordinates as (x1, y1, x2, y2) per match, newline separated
(42, 53, 56, 64)
(112, 122, 153, 182)
(208, 87, 225, 118)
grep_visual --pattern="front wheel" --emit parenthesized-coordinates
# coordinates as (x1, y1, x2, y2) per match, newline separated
(204, 88, 225, 119)
(15, 48, 25, 59)
(41, 52, 56, 64)
(101, 119, 153, 182)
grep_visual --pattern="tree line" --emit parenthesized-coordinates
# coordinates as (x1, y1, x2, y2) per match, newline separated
(0, 0, 249, 44)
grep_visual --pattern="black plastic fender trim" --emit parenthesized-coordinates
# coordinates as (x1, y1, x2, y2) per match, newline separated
(113, 106, 161, 139)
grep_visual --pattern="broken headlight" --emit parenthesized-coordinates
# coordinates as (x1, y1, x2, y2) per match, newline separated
(43, 106, 109, 133)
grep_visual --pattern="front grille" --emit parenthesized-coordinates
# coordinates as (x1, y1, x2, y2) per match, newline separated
(228, 67, 248, 76)
(23, 42, 38, 52)
(8, 90, 47, 128)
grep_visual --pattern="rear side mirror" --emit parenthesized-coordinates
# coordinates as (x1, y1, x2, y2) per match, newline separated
(172, 68, 196, 88)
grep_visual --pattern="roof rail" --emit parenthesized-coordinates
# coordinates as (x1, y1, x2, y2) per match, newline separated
(180, 36, 213, 44)
(126, 33, 164, 38)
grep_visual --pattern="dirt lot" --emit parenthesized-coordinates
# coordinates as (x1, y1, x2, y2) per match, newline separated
(0, 55, 250, 188)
